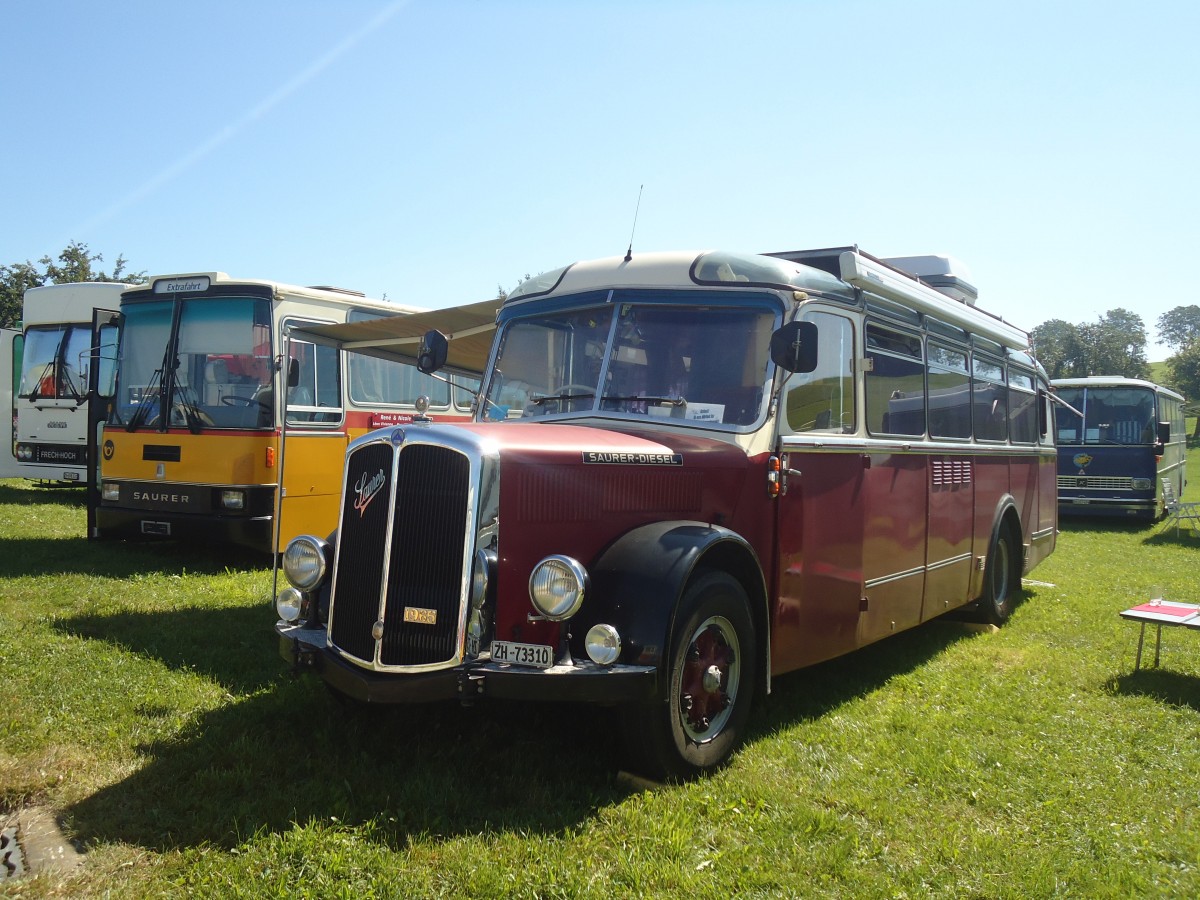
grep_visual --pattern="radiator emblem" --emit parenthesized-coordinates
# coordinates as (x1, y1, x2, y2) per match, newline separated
(353, 468, 387, 517)
(403, 607, 438, 625)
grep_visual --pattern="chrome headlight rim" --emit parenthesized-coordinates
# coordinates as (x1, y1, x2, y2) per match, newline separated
(282, 534, 328, 591)
(584, 623, 621, 666)
(276, 586, 304, 623)
(528, 554, 588, 621)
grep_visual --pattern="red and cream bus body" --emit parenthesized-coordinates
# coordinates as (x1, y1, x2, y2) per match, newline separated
(275, 247, 1057, 779)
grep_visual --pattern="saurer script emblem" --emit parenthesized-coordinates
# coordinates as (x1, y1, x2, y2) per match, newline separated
(353, 468, 387, 517)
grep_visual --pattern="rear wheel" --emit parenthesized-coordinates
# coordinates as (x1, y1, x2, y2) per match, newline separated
(980, 524, 1019, 625)
(623, 570, 756, 781)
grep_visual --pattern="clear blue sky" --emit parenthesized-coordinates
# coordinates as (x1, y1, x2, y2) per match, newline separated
(2, 0, 1197, 356)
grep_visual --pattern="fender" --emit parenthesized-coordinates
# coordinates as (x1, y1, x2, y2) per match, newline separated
(583, 520, 770, 684)
(976, 494, 1021, 598)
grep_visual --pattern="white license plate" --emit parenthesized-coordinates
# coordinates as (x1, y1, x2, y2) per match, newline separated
(490, 640, 553, 669)
(141, 520, 171, 535)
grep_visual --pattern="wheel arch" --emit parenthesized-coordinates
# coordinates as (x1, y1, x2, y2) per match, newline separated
(586, 520, 769, 692)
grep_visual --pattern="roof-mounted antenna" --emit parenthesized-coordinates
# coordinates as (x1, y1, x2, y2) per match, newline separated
(624, 184, 643, 262)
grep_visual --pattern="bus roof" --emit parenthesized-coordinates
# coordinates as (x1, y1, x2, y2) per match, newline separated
(507, 248, 1030, 350)
(1051, 376, 1186, 401)
(125, 272, 426, 316)
(22, 281, 128, 327)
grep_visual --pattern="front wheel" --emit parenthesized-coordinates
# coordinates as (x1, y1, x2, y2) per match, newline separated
(622, 570, 756, 781)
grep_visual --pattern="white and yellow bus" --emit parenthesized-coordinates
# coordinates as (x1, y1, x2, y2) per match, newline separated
(93, 272, 480, 553)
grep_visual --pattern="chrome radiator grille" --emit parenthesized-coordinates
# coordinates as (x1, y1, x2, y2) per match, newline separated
(1057, 475, 1132, 491)
(329, 438, 472, 669)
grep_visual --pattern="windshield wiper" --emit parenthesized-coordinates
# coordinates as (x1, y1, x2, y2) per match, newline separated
(126, 368, 164, 432)
(600, 394, 686, 407)
(530, 391, 595, 405)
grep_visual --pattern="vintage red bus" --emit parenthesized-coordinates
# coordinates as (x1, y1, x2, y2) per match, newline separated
(275, 247, 1057, 779)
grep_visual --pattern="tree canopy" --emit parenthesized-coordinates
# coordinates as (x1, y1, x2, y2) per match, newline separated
(0, 241, 146, 328)
(1031, 308, 1150, 380)
(1157, 305, 1200, 352)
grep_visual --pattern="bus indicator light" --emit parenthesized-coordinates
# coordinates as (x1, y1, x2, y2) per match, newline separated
(266, 447, 276, 467)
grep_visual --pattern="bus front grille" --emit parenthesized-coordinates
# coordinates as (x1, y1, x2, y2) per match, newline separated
(329, 438, 472, 669)
(1057, 475, 1133, 491)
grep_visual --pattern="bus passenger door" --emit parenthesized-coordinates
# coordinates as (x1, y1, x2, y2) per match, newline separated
(772, 447, 867, 673)
(0, 328, 21, 479)
(86, 309, 121, 538)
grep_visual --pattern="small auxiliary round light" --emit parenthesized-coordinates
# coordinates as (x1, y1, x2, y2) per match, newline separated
(276, 587, 303, 623)
(528, 555, 587, 621)
(585, 624, 621, 666)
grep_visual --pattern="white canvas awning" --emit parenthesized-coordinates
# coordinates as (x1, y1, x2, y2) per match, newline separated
(285, 298, 501, 375)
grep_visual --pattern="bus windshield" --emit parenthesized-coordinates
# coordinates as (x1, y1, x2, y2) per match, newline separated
(112, 296, 273, 430)
(481, 299, 777, 427)
(18, 323, 91, 401)
(1055, 385, 1156, 445)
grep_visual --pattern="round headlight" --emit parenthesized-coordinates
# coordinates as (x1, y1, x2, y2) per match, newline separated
(585, 624, 621, 666)
(528, 555, 587, 621)
(276, 587, 303, 623)
(283, 535, 327, 591)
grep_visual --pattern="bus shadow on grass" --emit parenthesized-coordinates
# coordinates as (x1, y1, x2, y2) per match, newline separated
(1107, 668, 1200, 713)
(59, 598, 987, 854)
(0, 482, 87, 508)
(0, 535, 266, 579)
(55, 604, 281, 695)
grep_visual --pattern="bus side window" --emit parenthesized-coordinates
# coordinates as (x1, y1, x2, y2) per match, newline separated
(865, 323, 924, 437)
(785, 312, 855, 434)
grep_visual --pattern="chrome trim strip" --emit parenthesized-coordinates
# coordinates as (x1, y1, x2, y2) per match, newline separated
(926, 552, 973, 572)
(865, 566, 926, 589)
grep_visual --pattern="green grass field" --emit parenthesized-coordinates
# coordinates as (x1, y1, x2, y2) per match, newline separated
(2, 467, 1199, 898)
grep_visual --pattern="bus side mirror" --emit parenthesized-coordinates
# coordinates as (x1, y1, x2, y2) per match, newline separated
(770, 321, 818, 374)
(1038, 389, 1048, 437)
(418, 330, 449, 374)
(1157, 421, 1170, 453)
(287, 357, 300, 388)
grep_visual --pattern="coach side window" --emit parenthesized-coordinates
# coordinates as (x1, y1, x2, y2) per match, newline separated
(785, 312, 855, 434)
(972, 356, 1007, 442)
(927, 343, 971, 440)
(1008, 369, 1038, 444)
(865, 322, 924, 436)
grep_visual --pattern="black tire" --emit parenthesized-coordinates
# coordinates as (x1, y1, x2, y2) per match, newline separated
(980, 523, 1019, 626)
(622, 570, 756, 781)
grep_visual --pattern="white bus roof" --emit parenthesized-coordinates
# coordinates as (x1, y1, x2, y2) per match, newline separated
(22, 281, 128, 326)
(1051, 376, 1185, 401)
(129, 272, 426, 316)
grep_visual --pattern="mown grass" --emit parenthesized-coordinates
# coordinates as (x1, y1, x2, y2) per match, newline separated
(2, 466, 1199, 898)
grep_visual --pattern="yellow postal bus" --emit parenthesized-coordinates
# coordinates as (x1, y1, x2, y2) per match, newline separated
(92, 272, 479, 553)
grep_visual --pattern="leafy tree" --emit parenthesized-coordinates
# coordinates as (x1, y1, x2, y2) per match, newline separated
(1031, 319, 1083, 379)
(0, 241, 146, 327)
(1032, 309, 1149, 380)
(1157, 305, 1200, 351)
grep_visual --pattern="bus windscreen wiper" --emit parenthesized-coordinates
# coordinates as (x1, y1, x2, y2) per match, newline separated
(530, 390, 595, 405)
(125, 367, 164, 431)
(600, 394, 686, 407)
